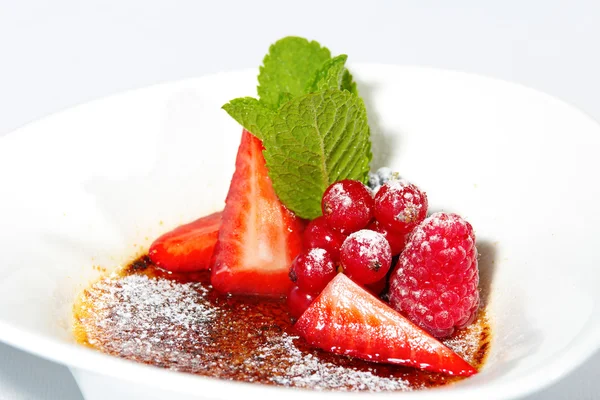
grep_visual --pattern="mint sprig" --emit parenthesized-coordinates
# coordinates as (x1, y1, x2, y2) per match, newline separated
(263, 89, 371, 219)
(223, 36, 371, 219)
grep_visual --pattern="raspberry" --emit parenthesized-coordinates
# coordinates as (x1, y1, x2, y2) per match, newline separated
(374, 179, 428, 234)
(289, 248, 337, 294)
(303, 216, 346, 261)
(340, 229, 392, 285)
(321, 180, 374, 234)
(388, 212, 479, 338)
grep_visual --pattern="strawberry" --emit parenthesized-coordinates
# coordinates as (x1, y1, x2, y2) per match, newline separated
(295, 273, 477, 377)
(210, 130, 304, 297)
(148, 211, 222, 272)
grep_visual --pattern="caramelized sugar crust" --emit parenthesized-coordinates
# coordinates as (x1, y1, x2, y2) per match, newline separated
(73, 256, 491, 392)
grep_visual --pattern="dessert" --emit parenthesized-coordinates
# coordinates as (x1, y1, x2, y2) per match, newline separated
(73, 36, 491, 392)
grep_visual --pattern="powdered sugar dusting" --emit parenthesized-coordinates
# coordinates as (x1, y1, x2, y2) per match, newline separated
(74, 269, 421, 391)
(345, 229, 390, 259)
(328, 182, 353, 207)
(377, 179, 426, 225)
(444, 310, 491, 367)
(261, 333, 411, 391)
(76, 274, 216, 368)
(74, 260, 490, 392)
(307, 248, 327, 264)
(385, 178, 411, 190)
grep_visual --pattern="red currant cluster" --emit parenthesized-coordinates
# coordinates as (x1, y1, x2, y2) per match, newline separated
(287, 177, 428, 318)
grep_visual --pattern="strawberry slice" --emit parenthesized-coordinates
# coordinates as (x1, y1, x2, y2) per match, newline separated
(295, 273, 477, 377)
(148, 211, 222, 272)
(211, 130, 304, 297)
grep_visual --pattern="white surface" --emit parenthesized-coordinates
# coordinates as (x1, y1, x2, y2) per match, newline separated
(0, 66, 599, 400)
(0, 1, 599, 399)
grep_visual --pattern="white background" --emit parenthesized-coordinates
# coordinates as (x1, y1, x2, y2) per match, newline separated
(0, 1, 598, 399)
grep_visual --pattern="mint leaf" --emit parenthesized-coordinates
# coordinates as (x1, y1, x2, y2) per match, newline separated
(262, 89, 372, 219)
(277, 92, 293, 106)
(306, 54, 357, 95)
(222, 97, 275, 140)
(306, 55, 348, 93)
(258, 37, 331, 109)
(342, 69, 358, 95)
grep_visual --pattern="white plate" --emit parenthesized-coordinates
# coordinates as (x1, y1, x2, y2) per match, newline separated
(0, 65, 598, 400)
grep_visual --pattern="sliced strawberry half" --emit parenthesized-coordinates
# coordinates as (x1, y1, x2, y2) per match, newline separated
(295, 273, 477, 377)
(148, 211, 222, 272)
(211, 130, 304, 297)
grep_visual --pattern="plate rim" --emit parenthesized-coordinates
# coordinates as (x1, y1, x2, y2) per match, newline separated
(0, 64, 599, 399)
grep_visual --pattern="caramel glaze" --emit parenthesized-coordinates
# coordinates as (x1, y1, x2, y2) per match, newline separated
(73, 255, 491, 392)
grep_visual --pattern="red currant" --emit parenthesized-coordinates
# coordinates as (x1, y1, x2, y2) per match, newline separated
(321, 180, 373, 234)
(303, 216, 346, 260)
(374, 179, 428, 234)
(367, 220, 408, 255)
(340, 230, 392, 285)
(287, 286, 316, 319)
(289, 248, 337, 294)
